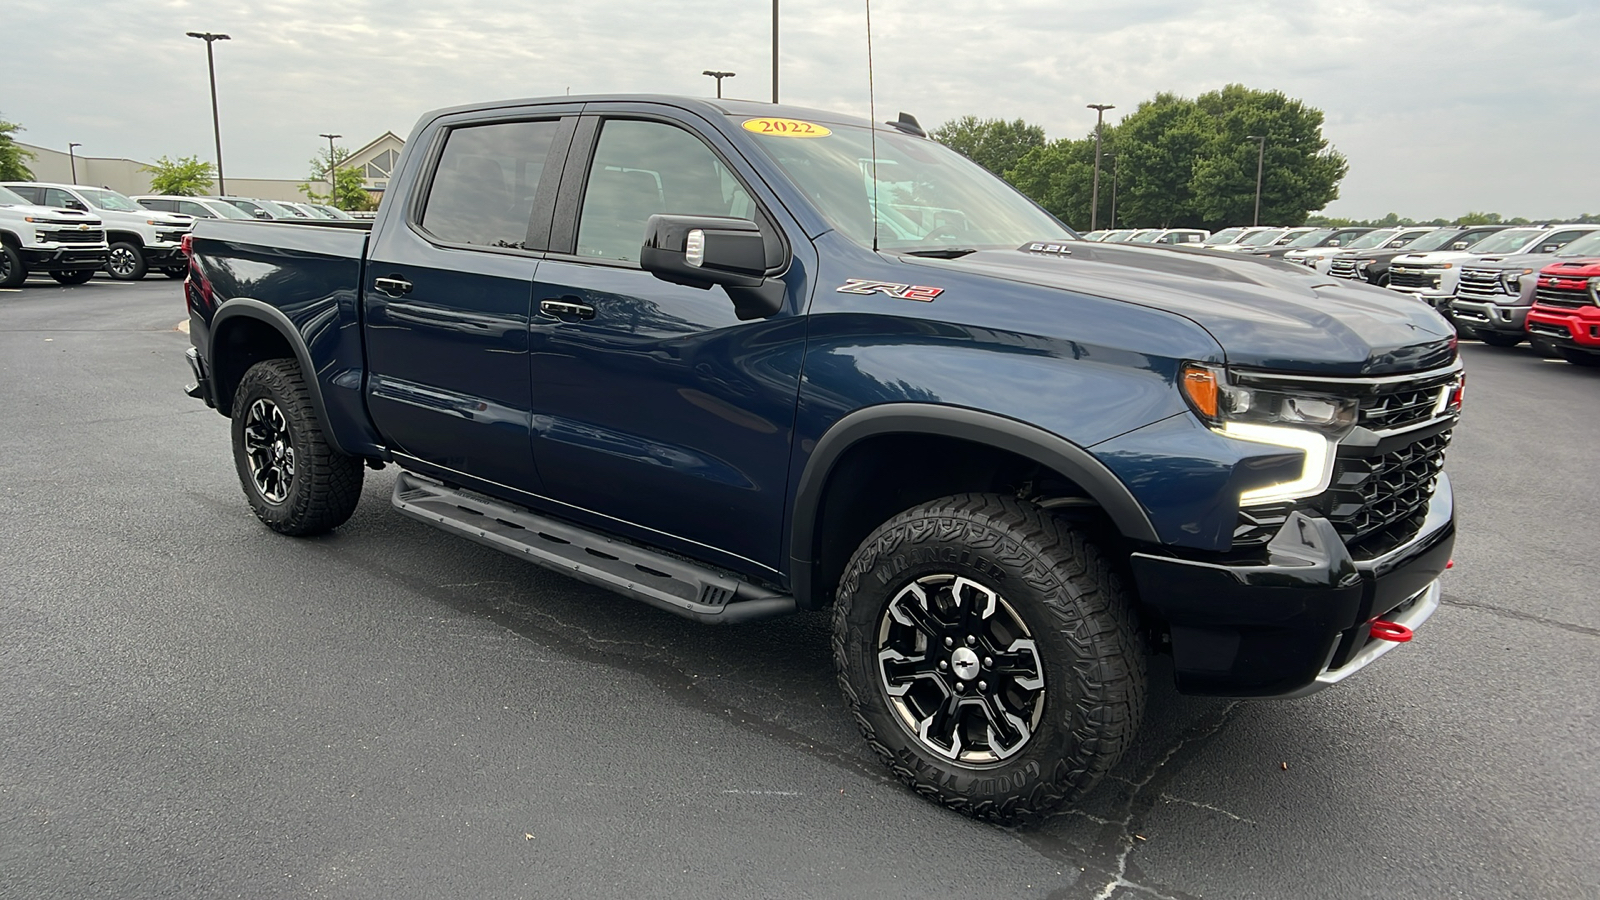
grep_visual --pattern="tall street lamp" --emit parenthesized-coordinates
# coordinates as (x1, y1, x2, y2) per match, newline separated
(701, 70, 736, 99)
(1087, 103, 1114, 232)
(1109, 153, 1119, 230)
(771, 0, 779, 103)
(68, 142, 82, 185)
(187, 31, 231, 196)
(1246, 134, 1266, 226)
(319, 133, 342, 206)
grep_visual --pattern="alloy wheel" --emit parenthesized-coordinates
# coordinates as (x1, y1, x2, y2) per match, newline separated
(107, 246, 139, 278)
(242, 398, 296, 504)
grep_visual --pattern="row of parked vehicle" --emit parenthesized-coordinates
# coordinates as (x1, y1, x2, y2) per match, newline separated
(1085, 222, 1600, 367)
(0, 183, 356, 287)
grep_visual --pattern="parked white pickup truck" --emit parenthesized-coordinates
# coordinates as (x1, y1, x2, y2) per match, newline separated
(1387, 225, 1598, 308)
(0, 184, 109, 287)
(2, 182, 193, 281)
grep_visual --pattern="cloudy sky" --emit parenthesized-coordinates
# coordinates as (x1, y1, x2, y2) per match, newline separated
(6, 0, 1596, 220)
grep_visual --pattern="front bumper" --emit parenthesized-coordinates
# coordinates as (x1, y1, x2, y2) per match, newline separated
(1130, 473, 1454, 697)
(1449, 299, 1527, 334)
(141, 243, 185, 267)
(1527, 305, 1600, 350)
(20, 246, 109, 271)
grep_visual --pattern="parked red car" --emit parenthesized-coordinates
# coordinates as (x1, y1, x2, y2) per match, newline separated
(1526, 259, 1600, 366)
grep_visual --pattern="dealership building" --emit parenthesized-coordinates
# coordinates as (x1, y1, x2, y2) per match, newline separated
(13, 132, 405, 203)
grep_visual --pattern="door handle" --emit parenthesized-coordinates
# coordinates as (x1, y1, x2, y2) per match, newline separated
(374, 276, 413, 298)
(540, 297, 596, 320)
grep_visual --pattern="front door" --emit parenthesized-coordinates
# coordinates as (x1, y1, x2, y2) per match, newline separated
(527, 114, 808, 572)
(363, 114, 573, 494)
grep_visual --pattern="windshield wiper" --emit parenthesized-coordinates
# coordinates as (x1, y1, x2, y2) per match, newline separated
(901, 247, 979, 259)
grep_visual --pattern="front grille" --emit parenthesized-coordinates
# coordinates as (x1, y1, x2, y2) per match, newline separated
(1329, 259, 1361, 279)
(1231, 367, 1458, 558)
(1388, 268, 1440, 290)
(1456, 268, 1507, 301)
(43, 229, 105, 244)
(1534, 284, 1592, 309)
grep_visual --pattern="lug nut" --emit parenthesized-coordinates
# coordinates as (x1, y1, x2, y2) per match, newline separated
(944, 637, 954, 648)
(978, 681, 987, 691)
(983, 656, 993, 668)
(954, 682, 965, 692)
(938, 660, 948, 671)
(965, 635, 976, 646)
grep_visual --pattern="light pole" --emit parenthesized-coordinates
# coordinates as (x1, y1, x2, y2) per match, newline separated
(1246, 134, 1266, 226)
(771, 0, 779, 103)
(701, 70, 736, 99)
(319, 133, 342, 206)
(1109, 153, 1119, 229)
(186, 31, 231, 195)
(1087, 103, 1114, 232)
(68, 143, 82, 185)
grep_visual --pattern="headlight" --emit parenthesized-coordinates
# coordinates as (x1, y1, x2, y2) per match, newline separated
(1180, 364, 1357, 505)
(1356, 258, 1376, 268)
(1504, 269, 1532, 291)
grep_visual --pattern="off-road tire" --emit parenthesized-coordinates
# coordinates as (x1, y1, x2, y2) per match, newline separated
(1556, 347, 1600, 368)
(832, 493, 1145, 822)
(0, 244, 26, 288)
(106, 241, 147, 281)
(50, 270, 95, 285)
(1475, 331, 1522, 348)
(231, 358, 364, 535)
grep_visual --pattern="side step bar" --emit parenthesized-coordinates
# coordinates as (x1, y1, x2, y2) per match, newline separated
(391, 471, 796, 624)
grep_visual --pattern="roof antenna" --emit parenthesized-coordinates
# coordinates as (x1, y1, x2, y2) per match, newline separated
(866, 0, 879, 253)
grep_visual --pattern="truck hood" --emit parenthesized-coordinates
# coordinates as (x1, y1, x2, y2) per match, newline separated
(1392, 251, 1476, 266)
(1539, 258, 1600, 279)
(904, 243, 1456, 376)
(0, 201, 104, 226)
(1469, 250, 1574, 273)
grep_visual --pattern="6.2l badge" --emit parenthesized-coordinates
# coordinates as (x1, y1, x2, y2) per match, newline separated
(835, 279, 944, 302)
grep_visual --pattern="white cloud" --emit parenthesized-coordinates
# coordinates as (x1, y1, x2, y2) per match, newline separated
(4, 0, 1595, 218)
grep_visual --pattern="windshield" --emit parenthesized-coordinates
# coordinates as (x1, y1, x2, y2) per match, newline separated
(1284, 229, 1334, 248)
(314, 204, 354, 219)
(207, 200, 251, 219)
(77, 188, 144, 212)
(254, 199, 300, 218)
(1343, 229, 1399, 251)
(1101, 230, 1137, 242)
(1463, 228, 1544, 255)
(1557, 231, 1600, 257)
(1240, 229, 1286, 247)
(0, 185, 29, 205)
(1206, 227, 1246, 244)
(1405, 229, 1476, 253)
(1128, 231, 1162, 243)
(743, 118, 1071, 251)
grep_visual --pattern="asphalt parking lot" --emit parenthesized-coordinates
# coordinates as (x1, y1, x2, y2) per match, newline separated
(2, 274, 1596, 900)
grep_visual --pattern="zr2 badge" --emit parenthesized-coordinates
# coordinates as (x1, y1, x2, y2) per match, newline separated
(836, 279, 944, 302)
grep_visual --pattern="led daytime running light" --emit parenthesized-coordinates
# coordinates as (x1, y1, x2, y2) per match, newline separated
(1221, 422, 1336, 506)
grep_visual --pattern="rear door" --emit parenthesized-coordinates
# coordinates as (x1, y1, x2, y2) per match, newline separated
(363, 108, 579, 495)
(524, 108, 811, 573)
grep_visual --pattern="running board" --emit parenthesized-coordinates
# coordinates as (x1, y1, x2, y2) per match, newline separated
(391, 471, 795, 624)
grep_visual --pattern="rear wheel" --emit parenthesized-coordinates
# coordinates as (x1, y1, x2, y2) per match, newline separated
(1556, 347, 1600, 368)
(1475, 331, 1522, 348)
(231, 358, 364, 535)
(49, 269, 95, 285)
(832, 493, 1145, 822)
(105, 242, 147, 281)
(0, 244, 25, 288)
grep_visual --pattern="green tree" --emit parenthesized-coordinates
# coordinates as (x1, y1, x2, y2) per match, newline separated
(0, 113, 36, 181)
(1007, 136, 1099, 228)
(1113, 93, 1213, 227)
(299, 147, 376, 211)
(930, 115, 1047, 181)
(142, 155, 215, 195)
(1185, 85, 1348, 228)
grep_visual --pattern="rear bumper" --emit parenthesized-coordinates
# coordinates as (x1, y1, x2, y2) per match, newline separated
(1527, 305, 1600, 349)
(19, 246, 109, 270)
(184, 345, 215, 408)
(1130, 473, 1454, 698)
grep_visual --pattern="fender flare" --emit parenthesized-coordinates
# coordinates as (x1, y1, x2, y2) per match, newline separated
(787, 403, 1161, 606)
(209, 299, 343, 454)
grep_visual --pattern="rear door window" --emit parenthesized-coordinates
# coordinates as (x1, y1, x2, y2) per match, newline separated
(420, 119, 562, 248)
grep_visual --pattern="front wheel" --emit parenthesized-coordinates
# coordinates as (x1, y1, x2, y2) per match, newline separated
(832, 494, 1146, 822)
(1556, 347, 1600, 368)
(50, 269, 95, 285)
(231, 358, 364, 535)
(0, 244, 26, 288)
(105, 242, 147, 280)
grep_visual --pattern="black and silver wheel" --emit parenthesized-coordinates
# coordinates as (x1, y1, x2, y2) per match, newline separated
(833, 494, 1145, 821)
(0, 243, 26, 288)
(1475, 331, 1522, 348)
(231, 358, 364, 535)
(105, 241, 147, 281)
(49, 269, 95, 285)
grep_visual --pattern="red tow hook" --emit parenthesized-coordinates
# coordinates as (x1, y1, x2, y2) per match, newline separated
(1370, 620, 1414, 643)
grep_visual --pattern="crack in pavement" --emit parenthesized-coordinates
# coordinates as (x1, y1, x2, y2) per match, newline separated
(1441, 591, 1600, 638)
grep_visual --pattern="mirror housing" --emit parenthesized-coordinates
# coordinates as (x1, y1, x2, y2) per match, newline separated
(1327, 239, 1341, 247)
(640, 214, 785, 319)
(1451, 240, 1470, 250)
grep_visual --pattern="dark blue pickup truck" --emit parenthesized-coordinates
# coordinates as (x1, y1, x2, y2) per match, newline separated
(182, 94, 1460, 820)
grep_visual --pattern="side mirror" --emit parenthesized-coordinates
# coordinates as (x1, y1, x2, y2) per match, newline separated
(1541, 245, 1558, 253)
(1451, 241, 1469, 250)
(253, 209, 271, 219)
(66, 199, 88, 211)
(640, 214, 785, 319)
(1327, 239, 1341, 247)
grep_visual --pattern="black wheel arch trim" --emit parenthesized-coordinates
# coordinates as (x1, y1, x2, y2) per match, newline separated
(787, 403, 1161, 608)
(209, 299, 345, 455)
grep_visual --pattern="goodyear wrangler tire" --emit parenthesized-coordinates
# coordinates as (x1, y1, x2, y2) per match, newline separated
(231, 358, 364, 536)
(832, 493, 1145, 822)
